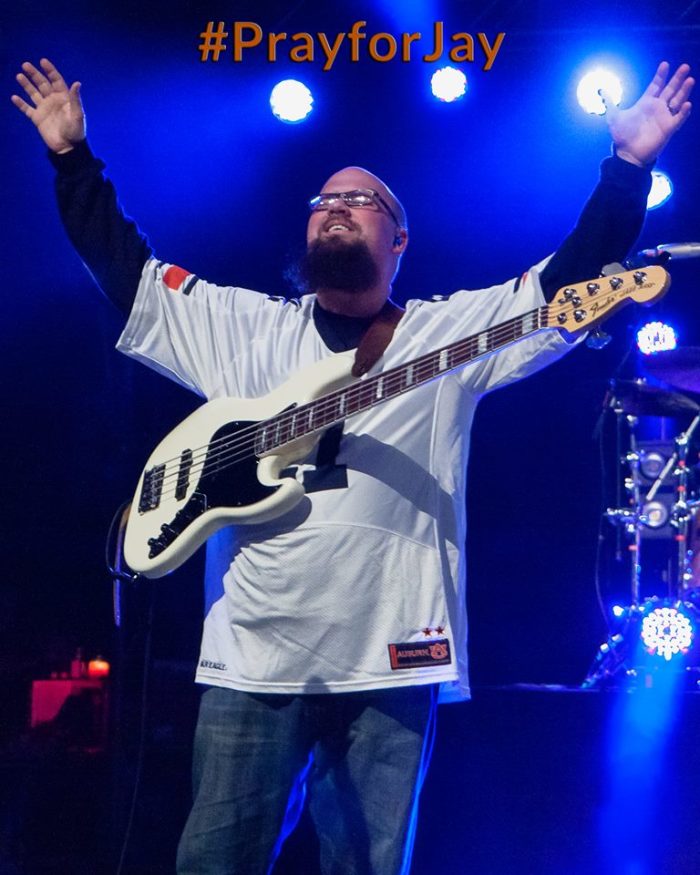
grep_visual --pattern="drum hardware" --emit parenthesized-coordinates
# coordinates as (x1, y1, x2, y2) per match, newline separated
(609, 379, 700, 419)
(583, 378, 700, 688)
(586, 328, 612, 350)
(642, 346, 700, 397)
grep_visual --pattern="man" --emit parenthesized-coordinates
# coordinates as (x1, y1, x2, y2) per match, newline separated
(12, 58, 693, 875)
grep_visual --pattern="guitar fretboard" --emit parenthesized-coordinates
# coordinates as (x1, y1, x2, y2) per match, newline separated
(254, 304, 547, 455)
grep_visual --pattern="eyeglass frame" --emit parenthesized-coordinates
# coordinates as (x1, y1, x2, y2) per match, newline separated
(308, 189, 402, 229)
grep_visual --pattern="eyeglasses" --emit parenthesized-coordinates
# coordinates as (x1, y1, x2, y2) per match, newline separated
(308, 189, 402, 228)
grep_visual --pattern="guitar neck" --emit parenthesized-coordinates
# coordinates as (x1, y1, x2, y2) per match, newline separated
(254, 304, 547, 455)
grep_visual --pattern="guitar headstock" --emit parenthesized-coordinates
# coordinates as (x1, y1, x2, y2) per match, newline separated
(547, 266, 671, 339)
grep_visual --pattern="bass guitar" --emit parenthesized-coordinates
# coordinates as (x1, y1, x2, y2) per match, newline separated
(124, 266, 670, 578)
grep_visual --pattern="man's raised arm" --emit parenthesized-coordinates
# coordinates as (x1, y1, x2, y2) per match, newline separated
(540, 61, 694, 301)
(11, 58, 152, 314)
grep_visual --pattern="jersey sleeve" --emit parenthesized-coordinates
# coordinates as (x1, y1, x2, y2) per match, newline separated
(116, 258, 290, 398)
(466, 260, 577, 394)
(50, 139, 152, 314)
(413, 257, 578, 396)
(414, 154, 651, 395)
(539, 154, 651, 300)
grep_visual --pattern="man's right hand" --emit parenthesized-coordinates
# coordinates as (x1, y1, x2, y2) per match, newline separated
(11, 58, 85, 154)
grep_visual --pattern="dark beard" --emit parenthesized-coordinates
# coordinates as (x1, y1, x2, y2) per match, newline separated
(288, 237, 379, 294)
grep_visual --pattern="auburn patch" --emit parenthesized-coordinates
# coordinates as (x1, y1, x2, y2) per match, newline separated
(388, 638, 452, 670)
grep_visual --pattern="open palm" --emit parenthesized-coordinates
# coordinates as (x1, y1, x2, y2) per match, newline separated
(11, 58, 85, 154)
(604, 62, 693, 166)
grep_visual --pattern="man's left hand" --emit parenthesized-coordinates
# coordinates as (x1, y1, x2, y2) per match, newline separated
(602, 61, 694, 167)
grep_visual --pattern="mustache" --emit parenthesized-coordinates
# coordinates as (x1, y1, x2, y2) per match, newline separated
(320, 215, 361, 233)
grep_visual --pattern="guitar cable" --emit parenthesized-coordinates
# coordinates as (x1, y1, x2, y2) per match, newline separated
(105, 499, 155, 875)
(105, 501, 140, 581)
(114, 584, 155, 875)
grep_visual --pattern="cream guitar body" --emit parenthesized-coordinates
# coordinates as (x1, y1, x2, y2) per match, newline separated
(124, 351, 356, 577)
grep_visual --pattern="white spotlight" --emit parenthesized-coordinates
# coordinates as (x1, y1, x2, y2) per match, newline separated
(431, 67, 467, 103)
(647, 171, 673, 210)
(641, 604, 694, 662)
(636, 321, 678, 355)
(577, 69, 623, 115)
(270, 80, 314, 124)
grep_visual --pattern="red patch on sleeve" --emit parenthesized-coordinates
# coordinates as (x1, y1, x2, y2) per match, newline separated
(163, 265, 192, 291)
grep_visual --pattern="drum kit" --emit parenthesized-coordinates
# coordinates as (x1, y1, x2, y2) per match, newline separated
(583, 347, 700, 687)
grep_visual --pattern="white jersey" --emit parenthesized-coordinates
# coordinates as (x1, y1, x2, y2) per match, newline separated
(117, 258, 574, 702)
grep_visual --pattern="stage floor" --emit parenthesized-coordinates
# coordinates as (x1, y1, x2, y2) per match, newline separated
(3, 684, 700, 874)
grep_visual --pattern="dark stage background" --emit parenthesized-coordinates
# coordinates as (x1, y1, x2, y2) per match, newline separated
(2, 1, 700, 873)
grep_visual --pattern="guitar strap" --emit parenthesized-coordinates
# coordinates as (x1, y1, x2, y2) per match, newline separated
(351, 299, 405, 377)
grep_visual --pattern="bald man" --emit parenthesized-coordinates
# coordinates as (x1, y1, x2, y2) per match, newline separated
(13, 58, 693, 875)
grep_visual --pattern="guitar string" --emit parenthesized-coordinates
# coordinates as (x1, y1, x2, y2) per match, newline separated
(151, 305, 548, 480)
(149, 309, 549, 503)
(150, 290, 632, 500)
(151, 310, 553, 502)
(149, 269, 656, 507)
(153, 360, 436, 502)
(140, 271, 650, 494)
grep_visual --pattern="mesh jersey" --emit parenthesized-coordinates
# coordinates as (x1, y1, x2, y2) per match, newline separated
(117, 258, 575, 702)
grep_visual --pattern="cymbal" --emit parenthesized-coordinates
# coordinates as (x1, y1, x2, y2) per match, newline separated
(642, 348, 700, 395)
(611, 379, 700, 418)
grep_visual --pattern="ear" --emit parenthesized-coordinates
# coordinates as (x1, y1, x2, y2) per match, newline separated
(392, 228, 408, 253)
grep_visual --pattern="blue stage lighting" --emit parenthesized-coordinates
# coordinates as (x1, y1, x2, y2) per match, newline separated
(270, 80, 313, 124)
(576, 69, 622, 115)
(647, 170, 673, 210)
(612, 605, 626, 619)
(430, 67, 467, 103)
(636, 321, 678, 355)
(641, 603, 694, 661)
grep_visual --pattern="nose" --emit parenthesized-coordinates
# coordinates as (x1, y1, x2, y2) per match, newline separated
(325, 196, 351, 213)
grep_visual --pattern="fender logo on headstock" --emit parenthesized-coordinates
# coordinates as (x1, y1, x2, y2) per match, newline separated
(552, 267, 671, 336)
(589, 294, 618, 318)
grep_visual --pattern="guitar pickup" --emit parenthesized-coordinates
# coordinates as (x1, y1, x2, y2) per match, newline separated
(175, 449, 193, 501)
(139, 463, 165, 513)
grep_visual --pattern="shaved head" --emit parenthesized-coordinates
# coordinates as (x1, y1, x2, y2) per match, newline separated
(321, 166, 407, 229)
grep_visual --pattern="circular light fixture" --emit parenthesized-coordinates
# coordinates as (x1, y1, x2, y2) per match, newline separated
(639, 450, 667, 481)
(636, 321, 678, 355)
(576, 68, 623, 115)
(647, 171, 673, 210)
(641, 500, 669, 529)
(431, 67, 467, 103)
(641, 603, 694, 661)
(270, 80, 314, 124)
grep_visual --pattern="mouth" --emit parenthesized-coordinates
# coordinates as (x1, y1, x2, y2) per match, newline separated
(322, 218, 357, 235)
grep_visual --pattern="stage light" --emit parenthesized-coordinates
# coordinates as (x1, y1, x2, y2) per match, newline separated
(641, 603, 694, 661)
(612, 605, 626, 619)
(647, 170, 673, 210)
(270, 80, 314, 123)
(430, 67, 467, 103)
(576, 69, 622, 115)
(636, 321, 678, 355)
(641, 500, 669, 529)
(639, 451, 667, 480)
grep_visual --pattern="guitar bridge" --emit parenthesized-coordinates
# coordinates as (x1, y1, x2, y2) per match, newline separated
(139, 464, 165, 513)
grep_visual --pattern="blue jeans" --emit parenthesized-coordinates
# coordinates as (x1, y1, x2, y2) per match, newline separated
(176, 684, 438, 875)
